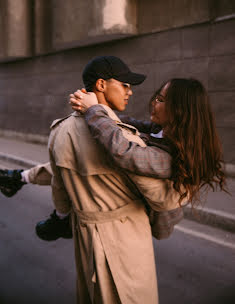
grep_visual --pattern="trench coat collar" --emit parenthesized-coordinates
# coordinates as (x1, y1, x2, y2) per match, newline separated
(99, 104, 141, 136)
(50, 106, 140, 136)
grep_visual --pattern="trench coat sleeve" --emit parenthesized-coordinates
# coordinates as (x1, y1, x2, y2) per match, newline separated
(85, 105, 172, 178)
(27, 162, 52, 185)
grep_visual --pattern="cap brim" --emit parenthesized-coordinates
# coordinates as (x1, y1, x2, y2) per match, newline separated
(115, 72, 146, 85)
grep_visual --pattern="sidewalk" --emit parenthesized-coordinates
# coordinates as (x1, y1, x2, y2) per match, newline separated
(0, 136, 235, 233)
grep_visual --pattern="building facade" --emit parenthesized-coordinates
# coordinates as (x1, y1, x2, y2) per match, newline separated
(0, 0, 234, 164)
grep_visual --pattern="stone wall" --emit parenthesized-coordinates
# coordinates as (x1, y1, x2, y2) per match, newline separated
(0, 0, 33, 61)
(2, 0, 234, 60)
(0, 0, 137, 59)
(0, 0, 234, 163)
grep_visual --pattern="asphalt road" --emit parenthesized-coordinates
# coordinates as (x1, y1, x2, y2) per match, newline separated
(0, 184, 235, 304)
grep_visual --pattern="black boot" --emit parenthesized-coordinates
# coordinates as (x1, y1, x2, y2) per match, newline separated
(0, 169, 26, 197)
(35, 210, 73, 241)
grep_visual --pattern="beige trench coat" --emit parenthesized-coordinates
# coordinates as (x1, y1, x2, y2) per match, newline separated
(48, 110, 159, 304)
(28, 107, 185, 213)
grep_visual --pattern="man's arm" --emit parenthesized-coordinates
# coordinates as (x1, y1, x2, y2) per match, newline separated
(85, 105, 172, 178)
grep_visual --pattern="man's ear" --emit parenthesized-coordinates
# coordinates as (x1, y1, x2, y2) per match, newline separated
(95, 79, 106, 92)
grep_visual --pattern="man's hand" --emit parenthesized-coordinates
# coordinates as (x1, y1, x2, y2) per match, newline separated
(69, 89, 98, 113)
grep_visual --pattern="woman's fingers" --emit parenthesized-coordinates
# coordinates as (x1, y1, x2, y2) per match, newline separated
(74, 91, 83, 99)
(68, 89, 97, 113)
(69, 97, 80, 106)
(71, 101, 83, 112)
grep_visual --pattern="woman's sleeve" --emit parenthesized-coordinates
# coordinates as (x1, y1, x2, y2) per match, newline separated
(118, 115, 153, 133)
(85, 105, 172, 178)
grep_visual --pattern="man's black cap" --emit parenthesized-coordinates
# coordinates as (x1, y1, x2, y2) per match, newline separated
(82, 56, 146, 91)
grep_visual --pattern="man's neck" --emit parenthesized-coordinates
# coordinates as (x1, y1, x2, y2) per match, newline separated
(95, 91, 110, 108)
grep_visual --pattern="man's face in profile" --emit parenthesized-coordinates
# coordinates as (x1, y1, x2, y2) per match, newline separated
(103, 78, 133, 112)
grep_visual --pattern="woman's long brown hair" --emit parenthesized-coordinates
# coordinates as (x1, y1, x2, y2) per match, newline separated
(151, 78, 226, 207)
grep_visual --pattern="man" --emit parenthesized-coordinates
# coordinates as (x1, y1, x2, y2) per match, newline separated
(46, 55, 173, 303)
(0, 56, 172, 303)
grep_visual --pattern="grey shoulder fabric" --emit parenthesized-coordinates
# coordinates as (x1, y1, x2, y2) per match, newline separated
(148, 207, 184, 240)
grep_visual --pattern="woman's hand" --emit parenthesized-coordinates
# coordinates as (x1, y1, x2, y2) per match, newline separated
(69, 89, 98, 113)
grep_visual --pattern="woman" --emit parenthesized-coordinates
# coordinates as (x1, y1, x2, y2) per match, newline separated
(70, 78, 226, 207)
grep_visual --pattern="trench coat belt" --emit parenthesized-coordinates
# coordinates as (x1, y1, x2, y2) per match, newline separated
(74, 200, 145, 225)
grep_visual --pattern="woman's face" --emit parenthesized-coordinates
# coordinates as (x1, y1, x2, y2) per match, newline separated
(151, 82, 169, 127)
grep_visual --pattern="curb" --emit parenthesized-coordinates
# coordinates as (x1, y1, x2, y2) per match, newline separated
(0, 152, 234, 233)
(0, 153, 40, 169)
(0, 129, 48, 145)
(183, 206, 235, 233)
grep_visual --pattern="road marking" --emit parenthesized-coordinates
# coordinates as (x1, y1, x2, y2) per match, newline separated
(175, 225, 235, 250)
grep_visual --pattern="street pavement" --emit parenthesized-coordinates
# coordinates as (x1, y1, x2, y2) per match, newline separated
(0, 136, 234, 233)
(1, 183, 235, 304)
(0, 183, 76, 304)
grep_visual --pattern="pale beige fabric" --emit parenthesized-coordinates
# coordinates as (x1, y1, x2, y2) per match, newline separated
(28, 162, 52, 185)
(48, 110, 158, 304)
